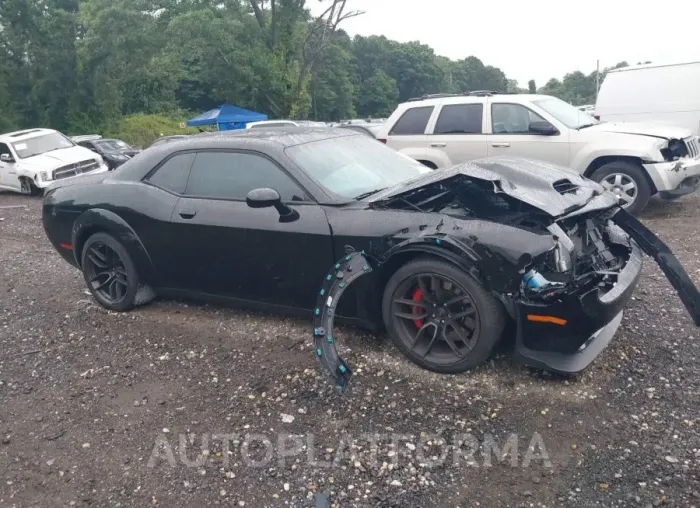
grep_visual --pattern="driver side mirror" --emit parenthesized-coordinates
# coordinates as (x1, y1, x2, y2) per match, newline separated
(529, 121, 558, 136)
(0, 153, 14, 163)
(246, 188, 299, 223)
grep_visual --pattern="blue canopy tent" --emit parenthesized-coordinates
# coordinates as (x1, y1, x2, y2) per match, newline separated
(186, 104, 268, 131)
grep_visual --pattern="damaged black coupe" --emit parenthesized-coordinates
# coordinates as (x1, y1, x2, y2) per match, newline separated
(42, 129, 700, 376)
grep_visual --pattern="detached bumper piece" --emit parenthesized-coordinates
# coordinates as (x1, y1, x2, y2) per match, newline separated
(613, 209, 700, 326)
(312, 251, 373, 392)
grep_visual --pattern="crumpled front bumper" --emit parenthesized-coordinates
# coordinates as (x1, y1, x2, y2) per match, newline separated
(644, 155, 700, 196)
(513, 241, 643, 374)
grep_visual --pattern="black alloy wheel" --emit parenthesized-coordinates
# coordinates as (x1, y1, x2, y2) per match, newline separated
(81, 232, 144, 311)
(391, 273, 480, 363)
(84, 242, 129, 304)
(382, 258, 505, 373)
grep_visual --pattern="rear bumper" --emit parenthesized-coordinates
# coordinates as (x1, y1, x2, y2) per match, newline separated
(513, 242, 642, 373)
(644, 156, 700, 194)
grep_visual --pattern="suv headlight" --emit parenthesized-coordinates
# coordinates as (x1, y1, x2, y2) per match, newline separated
(660, 138, 689, 161)
(39, 171, 53, 181)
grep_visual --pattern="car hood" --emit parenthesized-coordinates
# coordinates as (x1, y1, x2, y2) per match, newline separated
(19, 146, 98, 170)
(369, 156, 617, 218)
(587, 121, 693, 140)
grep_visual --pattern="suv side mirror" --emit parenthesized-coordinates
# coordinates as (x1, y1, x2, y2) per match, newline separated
(246, 188, 299, 223)
(0, 153, 14, 163)
(529, 121, 558, 136)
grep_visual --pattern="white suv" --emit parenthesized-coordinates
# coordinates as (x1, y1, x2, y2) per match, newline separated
(0, 129, 108, 196)
(378, 92, 700, 214)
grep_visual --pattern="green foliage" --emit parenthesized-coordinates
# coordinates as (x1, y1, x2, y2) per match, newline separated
(104, 114, 201, 147)
(0, 0, 643, 133)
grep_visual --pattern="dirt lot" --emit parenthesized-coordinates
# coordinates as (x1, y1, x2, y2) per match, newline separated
(1, 191, 700, 508)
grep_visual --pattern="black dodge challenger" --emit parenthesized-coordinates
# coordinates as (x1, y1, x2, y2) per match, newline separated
(42, 129, 700, 375)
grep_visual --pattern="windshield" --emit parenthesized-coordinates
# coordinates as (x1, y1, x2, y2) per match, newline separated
(285, 135, 430, 199)
(11, 132, 74, 159)
(532, 97, 599, 129)
(96, 139, 130, 152)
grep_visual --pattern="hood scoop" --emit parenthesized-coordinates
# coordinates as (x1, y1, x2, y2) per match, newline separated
(552, 178, 580, 195)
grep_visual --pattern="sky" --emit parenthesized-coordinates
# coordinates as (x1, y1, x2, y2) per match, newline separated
(312, 0, 700, 87)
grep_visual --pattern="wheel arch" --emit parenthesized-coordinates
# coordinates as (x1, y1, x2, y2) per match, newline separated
(72, 208, 156, 283)
(584, 155, 658, 194)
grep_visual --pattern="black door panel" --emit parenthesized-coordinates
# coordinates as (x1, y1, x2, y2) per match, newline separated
(168, 199, 334, 309)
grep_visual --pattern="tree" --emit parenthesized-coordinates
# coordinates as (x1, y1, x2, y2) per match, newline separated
(528, 80, 536, 94)
(357, 69, 398, 117)
(247, 0, 363, 116)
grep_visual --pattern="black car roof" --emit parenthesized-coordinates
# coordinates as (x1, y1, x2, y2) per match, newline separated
(179, 127, 354, 148)
(111, 127, 359, 184)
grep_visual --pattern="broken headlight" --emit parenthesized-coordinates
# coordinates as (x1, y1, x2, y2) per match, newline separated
(661, 138, 689, 161)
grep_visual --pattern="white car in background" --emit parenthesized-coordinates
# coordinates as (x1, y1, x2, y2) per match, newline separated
(0, 128, 108, 196)
(378, 92, 700, 214)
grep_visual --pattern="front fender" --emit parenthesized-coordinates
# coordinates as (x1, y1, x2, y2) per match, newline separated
(72, 208, 156, 284)
(378, 225, 554, 293)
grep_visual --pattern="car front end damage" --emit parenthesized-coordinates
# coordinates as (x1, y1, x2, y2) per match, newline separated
(314, 158, 700, 387)
(644, 136, 700, 198)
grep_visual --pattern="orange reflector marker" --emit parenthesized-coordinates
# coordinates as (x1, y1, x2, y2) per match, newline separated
(527, 314, 567, 326)
(59, 242, 73, 250)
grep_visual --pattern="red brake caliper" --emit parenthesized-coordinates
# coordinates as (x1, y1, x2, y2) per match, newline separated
(412, 288, 424, 328)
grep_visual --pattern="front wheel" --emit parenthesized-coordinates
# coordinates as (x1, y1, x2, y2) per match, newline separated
(590, 161, 651, 215)
(20, 177, 43, 197)
(382, 257, 505, 374)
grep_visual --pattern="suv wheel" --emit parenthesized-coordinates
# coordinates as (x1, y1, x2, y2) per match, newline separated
(590, 161, 651, 215)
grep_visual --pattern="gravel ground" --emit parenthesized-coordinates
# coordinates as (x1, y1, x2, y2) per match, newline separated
(1, 191, 699, 508)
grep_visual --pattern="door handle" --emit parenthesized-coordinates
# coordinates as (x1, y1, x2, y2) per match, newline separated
(178, 209, 196, 219)
(491, 142, 511, 148)
(430, 142, 447, 148)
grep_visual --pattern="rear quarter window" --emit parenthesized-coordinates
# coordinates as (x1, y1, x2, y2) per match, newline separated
(389, 106, 434, 135)
(147, 153, 195, 194)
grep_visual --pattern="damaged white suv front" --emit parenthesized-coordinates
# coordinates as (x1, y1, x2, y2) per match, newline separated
(0, 129, 108, 196)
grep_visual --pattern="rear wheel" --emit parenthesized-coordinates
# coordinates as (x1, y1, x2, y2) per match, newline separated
(590, 161, 651, 215)
(382, 258, 505, 374)
(81, 233, 143, 311)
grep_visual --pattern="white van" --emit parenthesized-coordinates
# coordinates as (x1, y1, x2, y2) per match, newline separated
(595, 61, 700, 135)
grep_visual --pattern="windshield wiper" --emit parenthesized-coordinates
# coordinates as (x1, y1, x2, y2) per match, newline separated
(354, 188, 387, 200)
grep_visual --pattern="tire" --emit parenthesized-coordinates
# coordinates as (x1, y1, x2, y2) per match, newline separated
(382, 257, 505, 374)
(590, 161, 651, 215)
(81, 232, 147, 312)
(20, 177, 43, 197)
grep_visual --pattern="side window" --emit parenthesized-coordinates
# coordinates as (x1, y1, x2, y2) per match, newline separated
(491, 103, 547, 134)
(389, 107, 434, 135)
(147, 153, 196, 194)
(185, 152, 309, 202)
(0, 142, 12, 158)
(434, 104, 483, 134)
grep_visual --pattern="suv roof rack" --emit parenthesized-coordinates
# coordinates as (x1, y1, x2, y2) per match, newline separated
(406, 90, 513, 102)
(406, 93, 461, 102)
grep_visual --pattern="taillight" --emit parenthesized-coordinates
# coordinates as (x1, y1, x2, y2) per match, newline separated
(378, 138, 387, 144)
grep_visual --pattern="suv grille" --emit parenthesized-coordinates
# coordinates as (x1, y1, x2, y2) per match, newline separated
(685, 137, 699, 158)
(552, 178, 580, 195)
(54, 159, 100, 180)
